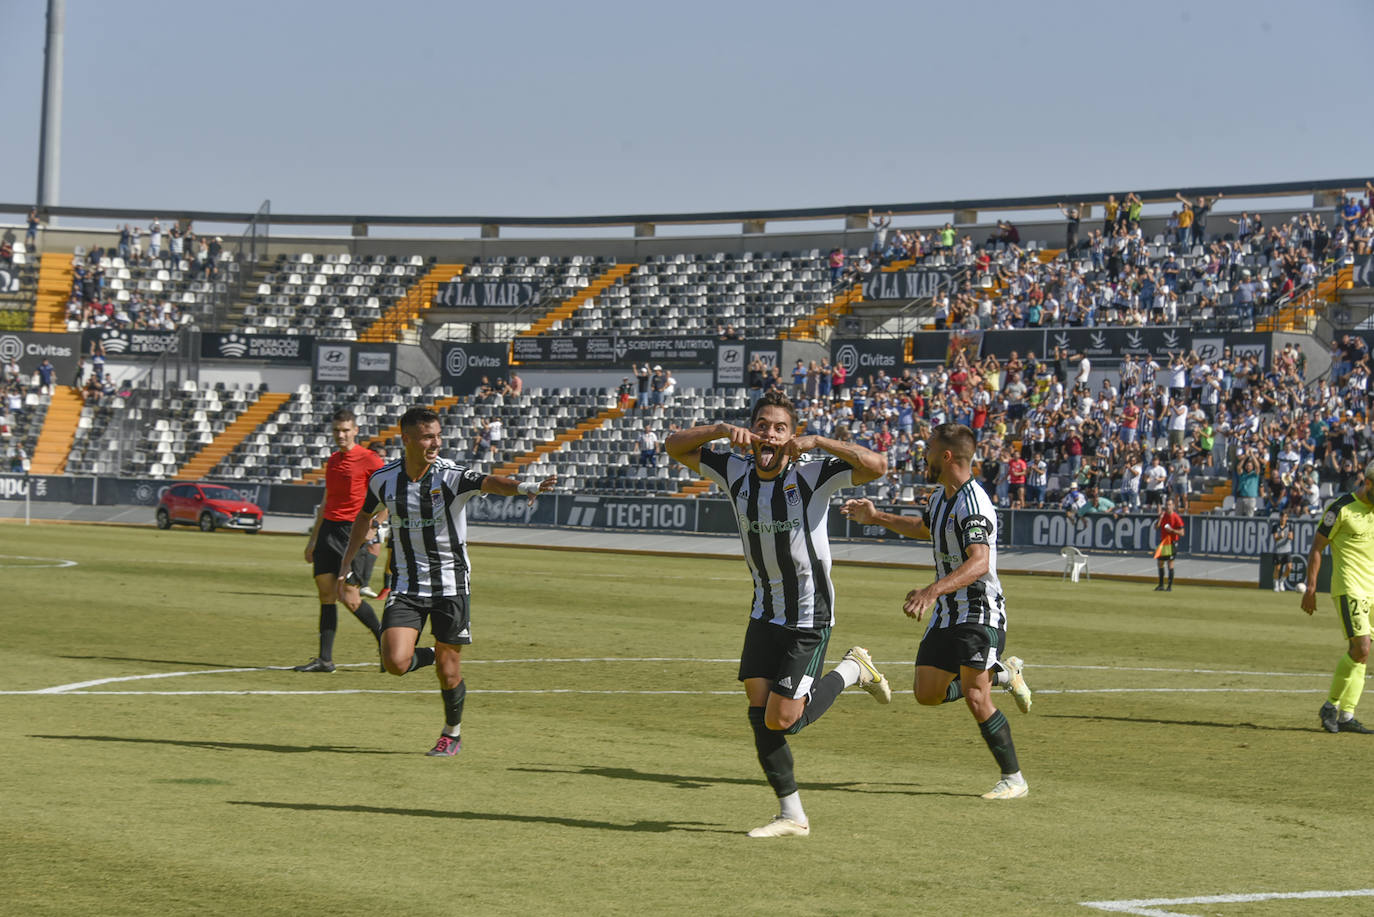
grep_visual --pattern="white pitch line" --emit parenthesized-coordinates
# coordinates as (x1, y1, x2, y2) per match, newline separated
(0, 553, 77, 569)
(3, 658, 1357, 698)
(1081, 887, 1374, 916)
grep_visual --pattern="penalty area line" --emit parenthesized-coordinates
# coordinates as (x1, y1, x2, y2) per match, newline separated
(1080, 887, 1374, 916)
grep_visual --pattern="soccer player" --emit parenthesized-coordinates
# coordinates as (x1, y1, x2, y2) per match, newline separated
(338, 406, 555, 755)
(665, 390, 892, 838)
(1302, 461, 1374, 734)
(295, 409, 386, 673)
(841, 422, 1033, 800)
(1154, 496, 1185, 591)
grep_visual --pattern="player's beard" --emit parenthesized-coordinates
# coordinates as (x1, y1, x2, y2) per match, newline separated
(924, 457, 941, 484)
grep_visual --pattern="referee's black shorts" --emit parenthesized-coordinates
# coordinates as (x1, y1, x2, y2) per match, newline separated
(312, 519, 371, 583)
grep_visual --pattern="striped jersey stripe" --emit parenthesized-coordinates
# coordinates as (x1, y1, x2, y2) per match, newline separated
(921, 477, 1006, 629)
(363, 457, 485, 597)
(698, 450, 853, 628)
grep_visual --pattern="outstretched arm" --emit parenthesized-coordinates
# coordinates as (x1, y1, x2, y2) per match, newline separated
(788, 435, 887, 484)
(903, 543, 991, 621)
(665, 422, 754, 473)
(842, 497, 929, 539)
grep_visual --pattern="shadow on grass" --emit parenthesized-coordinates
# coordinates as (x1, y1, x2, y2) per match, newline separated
(227, 800, 736, 834)
(508, 764, 963, 797)
(57, 655, 258, 668)
(1041, 713, 1316, 733)
(29, 734, 408, 755)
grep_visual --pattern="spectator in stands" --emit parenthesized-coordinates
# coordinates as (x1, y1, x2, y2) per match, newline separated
(650, 365, 667, 407)
(634, 363, 651, 405)
(26, 208, 40, 249)
(1057, 203, 1080, 254)
(868, 209, 893, 259)
(827, 248, 845, 284)
(507, 372, 522, 396)
(148, 218, 162, 260)
(36, 358, 54, 395)
(617, 377, 634, 410)
(638, 425, 659, 467)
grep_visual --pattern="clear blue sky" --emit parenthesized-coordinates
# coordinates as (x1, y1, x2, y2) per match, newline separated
(1, 0, 1371, 219)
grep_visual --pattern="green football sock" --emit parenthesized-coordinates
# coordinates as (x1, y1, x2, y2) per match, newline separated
(1334, 654, 1367, 712)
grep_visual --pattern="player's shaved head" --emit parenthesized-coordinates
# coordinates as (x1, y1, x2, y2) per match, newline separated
(929, 423, 976, 463)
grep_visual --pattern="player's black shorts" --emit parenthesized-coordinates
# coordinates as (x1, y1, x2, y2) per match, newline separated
(737, 616, 831, 700)
(382, 592, 472, 645)
(312, 519, 373, 582)
(915, 621, 1006, 674)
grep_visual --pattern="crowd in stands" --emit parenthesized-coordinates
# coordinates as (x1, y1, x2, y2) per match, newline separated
(63, 221, 223, 332)
(668, 339, 1362, 520)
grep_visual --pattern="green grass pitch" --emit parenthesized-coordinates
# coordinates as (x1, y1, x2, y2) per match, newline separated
(1, 522, 1368, 916)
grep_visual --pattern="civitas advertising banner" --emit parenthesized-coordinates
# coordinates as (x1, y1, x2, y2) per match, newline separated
(829, 338, 906, 376)
(0, 331, 80, 376)
(201, 332, 312, 363)
(440, 343, 509, 395)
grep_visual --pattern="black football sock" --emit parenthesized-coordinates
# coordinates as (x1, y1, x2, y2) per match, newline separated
(1157, 566, 1165, 587)
(318, 604, 338, 660)
(748, 706, 797, 797)
(978, 709, 1021, 775)
(785, 671, 845, 734)
(351, 601, 382, 638)
(407, 646, 436, 673)
(1168, 568, 1175, 588)
(944, 677, 964, 703)
(441, 680, 466, 730)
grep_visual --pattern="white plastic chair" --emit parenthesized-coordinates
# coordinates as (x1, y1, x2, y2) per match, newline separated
(1061, 546, 1090, 583)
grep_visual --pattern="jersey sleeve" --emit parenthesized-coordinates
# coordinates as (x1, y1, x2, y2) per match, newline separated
(697, 448, 732, 489)
(450, 465, 486, 495)
(953, 499, 993, 550)
(362, 471, 384, 514)
(1318, 499, 1347, 539)
(809, 456, 855, 502)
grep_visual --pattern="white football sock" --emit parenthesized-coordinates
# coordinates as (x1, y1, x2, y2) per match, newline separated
(833, 659, 861, 687)
(778, 791, 806, 823)
(443, 724, 462, 738)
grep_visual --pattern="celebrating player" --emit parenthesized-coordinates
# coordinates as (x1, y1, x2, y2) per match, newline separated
(842, 422, 1033, 800)
(1302, 461, 1374, 734)
(665, 390, 892, 838)
(295, 409, 385, 673)
(338, 406, 555, 755)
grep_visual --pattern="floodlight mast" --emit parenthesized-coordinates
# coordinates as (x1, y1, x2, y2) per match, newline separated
(35, 0, 65, 214)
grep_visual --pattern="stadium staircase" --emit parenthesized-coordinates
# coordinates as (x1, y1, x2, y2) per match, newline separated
(520, 263, 636, 337)
(782, 257, 916, 341)
(28, 386, 84, 473)
(292, 394, 467, 485)
(1189, 479, 1232, 514)
(1257, 266, 1352, 333)
(358, 263, 465, 343)
(31, 253, 73, 332)
(174, 392, 293, 481)
(491, 400, 634, 477)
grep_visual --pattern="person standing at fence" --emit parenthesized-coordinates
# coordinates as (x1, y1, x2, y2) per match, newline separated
(1154, 496, 1185, 592)
(665, 390, 892, 836)
(1271, 510, 1295, 592)
(1302, 464, 1374, 734)
(294, 409, 386, 673)
(338, 406, 556, 754)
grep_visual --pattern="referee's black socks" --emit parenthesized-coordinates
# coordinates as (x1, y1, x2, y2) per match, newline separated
(317, 604, 338, 661)
(748, 706, 797, 797)
(978, 709, 1020, 775)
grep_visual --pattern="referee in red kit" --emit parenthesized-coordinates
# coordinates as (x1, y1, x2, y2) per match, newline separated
(294, 409, 387, 672)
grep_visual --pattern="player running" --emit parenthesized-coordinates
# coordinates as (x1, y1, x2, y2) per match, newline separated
(338, 406, 555, 755)
(842, 422, 1033, 800)
(665, 390, 891, 837)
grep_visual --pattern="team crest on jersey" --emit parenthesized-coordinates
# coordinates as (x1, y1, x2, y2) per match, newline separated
(784, 482, 800, 506)
(431, 486, 444, 507)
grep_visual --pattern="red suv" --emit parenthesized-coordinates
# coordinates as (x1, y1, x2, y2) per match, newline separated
(156, 483, 264, 532)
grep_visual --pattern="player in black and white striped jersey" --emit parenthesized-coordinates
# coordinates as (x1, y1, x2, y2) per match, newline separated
(666, 390, 892, 838)
(843, 422, 1033, 800)
(338, 406, 555, 756)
